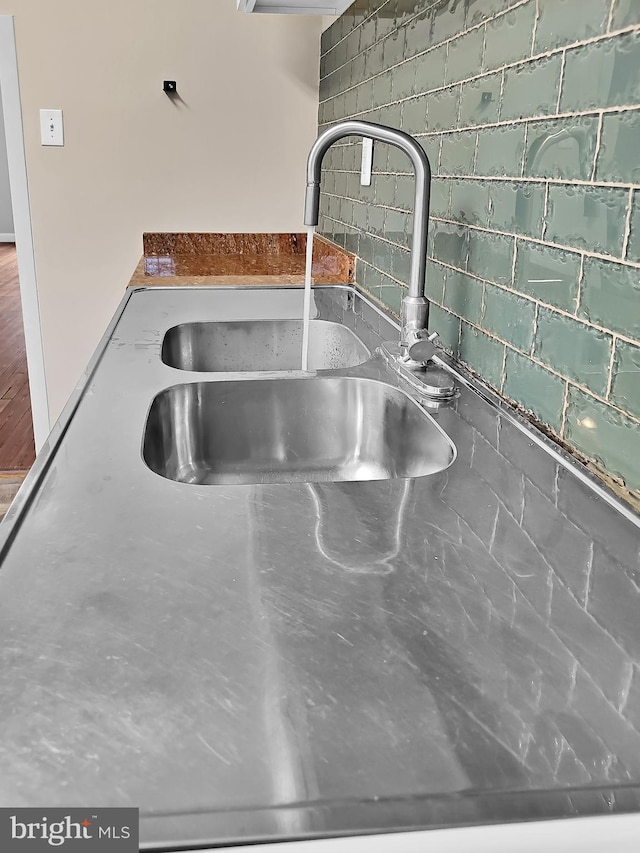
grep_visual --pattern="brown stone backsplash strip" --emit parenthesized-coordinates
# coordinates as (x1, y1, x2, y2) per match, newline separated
(312, 233, 355, 282)
(144, 254, 309, 277)
(140, 233, 354, 284)
(128, 257, 309, 288)
(143, 233, 305, 256)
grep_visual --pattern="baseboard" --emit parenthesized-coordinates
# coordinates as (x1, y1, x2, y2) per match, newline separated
(0, 233, 15, 242)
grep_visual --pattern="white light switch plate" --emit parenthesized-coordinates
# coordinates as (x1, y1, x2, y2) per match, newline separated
(360, 137, 373, 186)
(40, 109, 64, 146)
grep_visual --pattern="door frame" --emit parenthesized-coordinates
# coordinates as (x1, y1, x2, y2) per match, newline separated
(0, 15, 49, 450)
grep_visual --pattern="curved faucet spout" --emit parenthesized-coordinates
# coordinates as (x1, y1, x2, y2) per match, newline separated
(304, 120, 433, 360)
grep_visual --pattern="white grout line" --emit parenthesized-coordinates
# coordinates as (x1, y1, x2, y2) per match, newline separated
(541, 182, 550, 240)
(575, 254, 585, 316)
(442, 170, 639, 189)
(531, 0, 540, 55)
(480, 21, 487, 70)
(605, 337, 617, 401)
(519, 120, 529, 178)
(555, 49, 566, 113)
(455, 81, 463, 124)
(559, 381, 570, 439)
(622, 187, 635, 259)
(511, 235, 519, 289)
(471, 122, 480, 172)
(497, 68, 506, 123)
(500, 343, 508, 392)
(439, 40, 449, 85)
(530, 302, 539, 357)
(607, 0, 617, 33)
(591, 112, 604, 181)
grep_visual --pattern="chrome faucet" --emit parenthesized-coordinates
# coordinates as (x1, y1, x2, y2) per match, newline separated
(304, 120, 437, 365)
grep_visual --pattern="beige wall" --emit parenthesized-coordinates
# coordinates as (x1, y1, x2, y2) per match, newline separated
(2, 1, 322, 421)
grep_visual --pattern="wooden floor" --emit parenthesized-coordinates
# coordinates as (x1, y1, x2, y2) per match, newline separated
(0, 243, 35, 473)
(0, 472, 26, 522)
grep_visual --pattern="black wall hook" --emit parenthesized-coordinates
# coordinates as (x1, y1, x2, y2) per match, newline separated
(163, 81, 177, 95)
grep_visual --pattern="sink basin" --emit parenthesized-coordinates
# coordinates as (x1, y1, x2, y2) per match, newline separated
(142, 377, 456, 485)
(161, 319, 370, 372)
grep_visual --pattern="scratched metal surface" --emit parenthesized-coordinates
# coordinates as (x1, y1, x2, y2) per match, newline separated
(0, 286, 639, 850)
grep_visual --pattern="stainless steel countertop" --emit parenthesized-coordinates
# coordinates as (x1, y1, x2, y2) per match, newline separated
(0, 285, 639, 850)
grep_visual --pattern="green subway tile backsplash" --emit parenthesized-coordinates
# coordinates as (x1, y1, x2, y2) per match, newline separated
(443, 270, 483, 324)
(627, 191, 640, 262)
(612, 0, 640, 29)
(565, 388, 640, 492)
(427, 87, 461, 131)
(450, 179, 490, 226)
(484, 5, 536, 71)
(385, 207, 412, 246)
(561, 32, 640, 113)
(459, 75, 502, 128)
(429, 302, 460, 353)
(391, 56, 416, 100)
(534, 309, 612, 396)
(378, 281, 404, 316)
(503, 349, 566, 432)
(402, 94, 428, 134)
(475, 124, 526, 177)
(611, 340, 640, 421)
(459, 323, 505, 388)
(534, 0, 608, 53)
(467, 0, 514, 27)
(445, 26, 484, 85)
(404, 10, 433, 59)
(489, 181, 545, 238)
(580, 257, 640, 339)
(367, 204, 386, 238)
(429, 178, 450, 218)
(431, 221, 468, 267)
(431, 0, 467, 44)
(439, 131, 477, 175)
(319, 0, 640, 499)
(413, 45, 448, 92)
(482, 285, 536, 351)
(524, 116, 599, 181)
(467, 231, 514, 284)
(501, 55, 562, 122)
(396, 174, 418, 209)
(425, 260, 447, 303)
(514, 243, 580, 310)
(545, 185, 630, 256)
(373, 70, 394, 107)
(596, 110, 640, 183)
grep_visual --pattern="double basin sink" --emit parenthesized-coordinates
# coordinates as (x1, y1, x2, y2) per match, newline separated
(143, 318, 456, 485)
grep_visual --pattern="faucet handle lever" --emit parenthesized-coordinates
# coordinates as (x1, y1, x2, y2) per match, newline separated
(403, 328, 439, 364)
